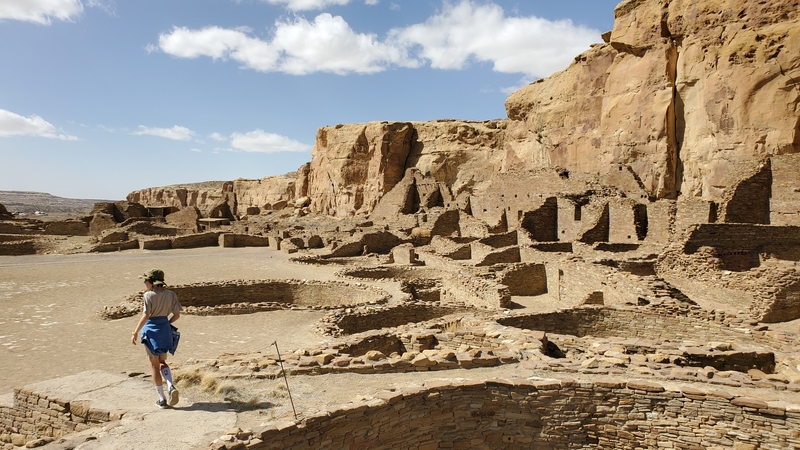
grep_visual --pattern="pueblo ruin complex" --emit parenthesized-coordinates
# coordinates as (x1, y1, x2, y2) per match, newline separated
(2, 0, 800, 448)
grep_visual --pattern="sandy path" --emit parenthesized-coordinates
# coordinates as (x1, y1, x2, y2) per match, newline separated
(0, 247, 374, 394)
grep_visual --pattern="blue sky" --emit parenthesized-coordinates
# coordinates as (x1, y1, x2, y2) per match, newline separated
(0, 0, 620, 200)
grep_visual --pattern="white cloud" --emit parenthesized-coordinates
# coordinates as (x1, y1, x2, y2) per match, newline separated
(229, 130, 311, 153)
(208, 132, 227, 142)
(390, 1, 599, 78)
(261, 0, 350, 11)
(156, 0, 600, 78)
(259, 0, 378, 11)
(134, 125, 194, 141)
(0, 109, 78, 140)
(158, 14, 416, 75)
(85, 0, 116, 16)
(0, 0, 83, 24)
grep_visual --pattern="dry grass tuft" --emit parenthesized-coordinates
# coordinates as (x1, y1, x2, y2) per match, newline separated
(174, 366, 203, 388)
(215, 381, 238, 396)
(200, 373, 219, 393)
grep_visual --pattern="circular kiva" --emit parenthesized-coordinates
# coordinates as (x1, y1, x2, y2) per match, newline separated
(99, 279, 390, 319)
(335, 266, 442, 281)
(318, 302, 477, 336)
(496, 307, 757, 343)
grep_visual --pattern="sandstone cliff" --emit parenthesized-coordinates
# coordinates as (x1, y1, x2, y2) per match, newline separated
(505, 0, 800, 201)
(127, 0, 800, 223)
(127, 181, 235, 219)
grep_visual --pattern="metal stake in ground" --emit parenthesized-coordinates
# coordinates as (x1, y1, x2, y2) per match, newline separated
(272, 341, 298, 420)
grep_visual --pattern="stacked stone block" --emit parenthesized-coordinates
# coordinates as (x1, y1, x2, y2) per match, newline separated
(0, 388, 119, 448)
(205, 379, 800, 450)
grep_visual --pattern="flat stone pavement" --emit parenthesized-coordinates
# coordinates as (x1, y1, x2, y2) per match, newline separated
(29, 370, 238, 450)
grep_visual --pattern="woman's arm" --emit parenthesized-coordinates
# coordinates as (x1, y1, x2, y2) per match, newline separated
(131, 311, 151, 345)
(169, 312, 181, 324)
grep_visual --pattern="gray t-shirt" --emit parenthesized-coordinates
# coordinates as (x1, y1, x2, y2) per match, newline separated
(143, 289, 182, 317)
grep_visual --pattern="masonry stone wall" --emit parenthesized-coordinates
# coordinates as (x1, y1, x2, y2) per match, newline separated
(232, 379, 800, 450)
(681, 224, 800, 270)
(657, 247, 800, 322)
(172, 232, 222, 249)
(420, 253, 512, 309)
(771, 153, 800, 226)
(578, 203, 610, 244)
(172, 280, 388, 310)
(519, 196, 558, 241)
(42, 220, 89, 236)
(719, 159, 772, 224)
(0, 240, 36, 256)
(321, 304, 473, 336)
(495, 263, 547, 296)
(497, 307, 758, 344)
(0, 222, 41, 235)
(644, 200, 675, 244)
(101, 280, 391, 319)
(89, 239, 140, 253)
(557, 197, 608, 243)
(608, 198, 647, 243)
(228, 234, 271, 247)
(472, 246, 521, 266)
(0, 388, 119, 447)
(674, 199, 716, 235)
(328, 231, 404, 257)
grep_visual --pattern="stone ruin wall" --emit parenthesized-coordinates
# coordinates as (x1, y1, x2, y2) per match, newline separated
(420, 252, 511, 309)
(771, 154, 800, 226)
(498, 307, 758, 346)
(100, 279, 391, 320)
(0, 388, 120, 447)
(226, 380, 800, 450)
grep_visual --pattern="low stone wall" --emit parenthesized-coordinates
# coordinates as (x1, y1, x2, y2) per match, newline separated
(43, 220, 90, 236)
(99, 280, 391, 319)
(0, 388, 121, 447)
(657, 247, 800, 322)
(0, 240, 36, 256)
(209, 379, 800, 450)
(89, 239, 140, 253)
(682, 224, 800, 268)
(497, 306, 758, 345)
(495, 262, 547, 295)
(226, 234, 270, 247)
(336, 266, 441, 281)
(438, 270, 511, 309)
(318, 303, 475, 336)
(172, 232, 222, 249)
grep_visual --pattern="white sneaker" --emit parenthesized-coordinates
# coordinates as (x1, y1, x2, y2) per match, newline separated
(156, 399, 168, 409)
(168, 386, 179, 406)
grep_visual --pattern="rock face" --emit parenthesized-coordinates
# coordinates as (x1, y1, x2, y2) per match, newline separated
(505, 0, 800, 201)
(306, 122, 414, 217)
(233, 166, 309, 214)
(127, 0, 800, 223)
(127, 182, 235, 219)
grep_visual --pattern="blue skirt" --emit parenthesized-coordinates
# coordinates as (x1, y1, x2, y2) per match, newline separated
(140, 316, 180, 355)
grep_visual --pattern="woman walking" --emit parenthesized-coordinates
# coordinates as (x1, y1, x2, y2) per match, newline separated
(131, 268, 182, 408)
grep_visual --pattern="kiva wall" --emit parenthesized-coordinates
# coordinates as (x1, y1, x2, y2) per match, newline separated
(234, 379, 800, 450)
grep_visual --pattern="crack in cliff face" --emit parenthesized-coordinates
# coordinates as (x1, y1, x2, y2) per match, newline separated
(664, 5, 685, 200)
